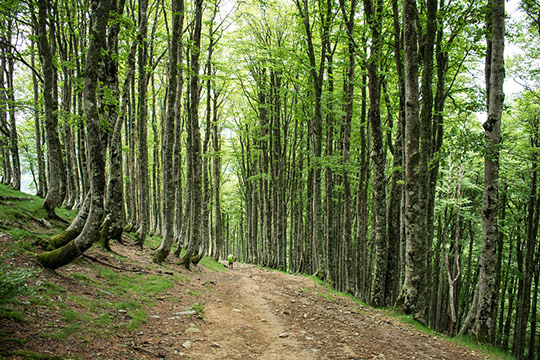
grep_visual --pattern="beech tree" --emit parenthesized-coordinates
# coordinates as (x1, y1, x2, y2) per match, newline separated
(459, 0, 505, 343)
(37, 0, 111, 269)
(5, 0, 540, 356)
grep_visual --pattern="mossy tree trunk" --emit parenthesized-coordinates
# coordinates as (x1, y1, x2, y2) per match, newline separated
(37, 0, 111, 270)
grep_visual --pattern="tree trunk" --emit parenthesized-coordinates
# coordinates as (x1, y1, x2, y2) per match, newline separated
(514, 135, 540, 358)
(386, 0, 405, 305)
(35, 0, 66, 218)
(6, 50, 21, 190)
(103, 0, 127, 247)
(397, 0, 428, 321)
(135, 0, 150, 247)
(37, 0, 111, 269)
(31, 35, 47, 197)
(459, 0, 505, 343)
(363, 0, 387, 308)
(180, 0, 204, 269)
(154, 0, 183, 263)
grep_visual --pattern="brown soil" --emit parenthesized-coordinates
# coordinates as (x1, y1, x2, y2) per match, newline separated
(0, 234, 492, 360)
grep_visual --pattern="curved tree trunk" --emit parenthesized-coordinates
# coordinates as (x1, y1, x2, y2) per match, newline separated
(37, 0, 111, 270)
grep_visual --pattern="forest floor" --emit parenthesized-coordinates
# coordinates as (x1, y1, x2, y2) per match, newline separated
(0, 229, 496, 360)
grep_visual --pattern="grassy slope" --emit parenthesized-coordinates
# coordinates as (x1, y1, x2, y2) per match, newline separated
(0, 183, 225, 359)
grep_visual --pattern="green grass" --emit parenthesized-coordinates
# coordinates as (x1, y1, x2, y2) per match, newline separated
(316, 291, 335, 301)
(449, 336, 515, 360)
(145, 235, 162, 249)
(0, 349, 62, 360)
(200, 255, 227, 272)
(96, 267, 173, 299)
(386, 309, 438, 334)
(191, 302, 204, 317)
(0, 184, 75, 233)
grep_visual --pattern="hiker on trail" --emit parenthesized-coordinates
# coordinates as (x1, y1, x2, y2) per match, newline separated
(228, 254, 236, 269)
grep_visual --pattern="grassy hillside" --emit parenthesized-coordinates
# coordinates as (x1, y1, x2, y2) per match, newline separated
(0, 184, 225, 359)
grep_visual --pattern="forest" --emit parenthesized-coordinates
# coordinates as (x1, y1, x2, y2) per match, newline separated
(0, 0, 539, 358)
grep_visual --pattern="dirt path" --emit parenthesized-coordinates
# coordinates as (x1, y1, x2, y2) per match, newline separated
(1, 237, 492, 360)
(181, 263, 488, 360)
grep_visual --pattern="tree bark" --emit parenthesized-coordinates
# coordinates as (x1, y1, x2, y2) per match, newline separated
(396, 0, 427, 321)
(363, 0, 388, 308)
(35, 0, 66, 218)
(154, 0, 183, 263)
(459, 0, 505, 343)
(180, 0, 204, 269)
(135, 0, 150, 247)
(37, 0, 111, 269)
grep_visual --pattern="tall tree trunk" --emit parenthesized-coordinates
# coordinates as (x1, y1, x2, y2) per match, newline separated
(154, 0, 183, 263)
(37, 0, 111, 269)
(102, 0, 127, 247)
(35, 0, 66, 218)
(31, 36, 47, 197)
(364, 0, 388, 308)
(459, 0, 505, 343)
(212, 92, 222, 260)
(180, 0, 204, 269)
(6, 50, 21, 190)
(295, 0, 331, 275)
(135, 0, 150, 247)
(419, 0, 438, 315)
(514, 135, 540, 358)
(397, 0, 426, 320)
(385, 0, 405, 306)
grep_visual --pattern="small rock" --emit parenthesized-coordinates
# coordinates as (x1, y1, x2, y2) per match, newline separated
(232, 308, 242, 312)
(211, 342, 221, 348)
(278, 333, 288, 338)
(151, 315, 161, 319)
(182, 340, 192, 349)
(185, 327, 202, 335)
(175, 310, 198, 316)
